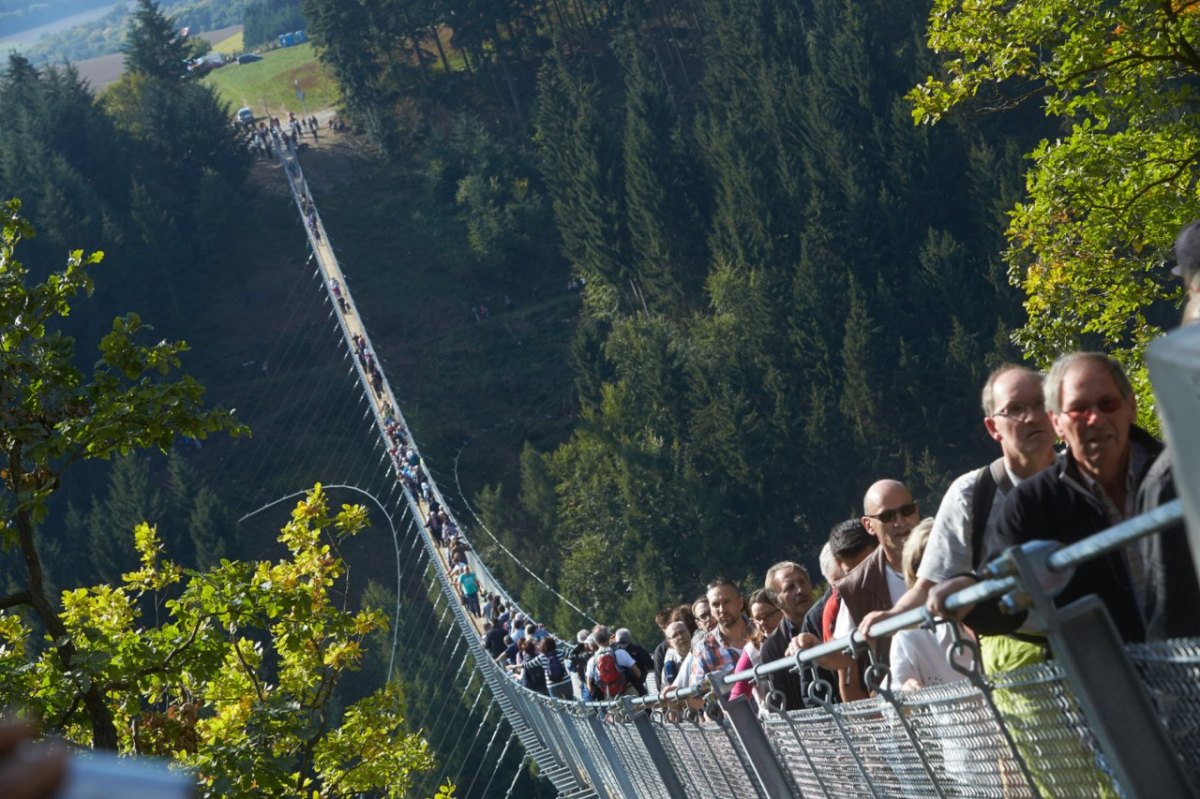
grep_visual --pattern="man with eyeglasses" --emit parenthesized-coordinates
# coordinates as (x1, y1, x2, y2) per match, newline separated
(691, 597, 714, 636)
(964, 353, 1163, 644)
(860, 364, 1056, 673)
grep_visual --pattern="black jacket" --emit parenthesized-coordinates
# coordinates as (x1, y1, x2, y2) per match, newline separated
(1135, 446, 1200, 639)
(970, 428, 1162, 643)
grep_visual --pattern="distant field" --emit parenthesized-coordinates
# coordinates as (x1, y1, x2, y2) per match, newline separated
(203, 42, 339, 117)
(71, 24, 243, 92)
(212, 30, 242, 55)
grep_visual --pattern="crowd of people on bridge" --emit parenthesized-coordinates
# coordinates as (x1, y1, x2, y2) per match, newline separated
(306, 155, 1200, 781)
(479, 220, 1200, 720)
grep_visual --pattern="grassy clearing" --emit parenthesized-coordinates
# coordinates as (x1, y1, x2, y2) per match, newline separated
(202, 43, 339, 117)
(211, 30, 243, 55)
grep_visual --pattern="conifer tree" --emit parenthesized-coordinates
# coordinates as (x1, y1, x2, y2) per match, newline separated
(123, 0, 190, 82)
(617, 18, 702, 313)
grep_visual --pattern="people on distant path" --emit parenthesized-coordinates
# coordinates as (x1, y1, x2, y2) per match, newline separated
(329, 277, 349, 313)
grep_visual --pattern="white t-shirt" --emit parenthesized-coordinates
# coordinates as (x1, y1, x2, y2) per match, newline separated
(919, 464, 1021, 583)
(586, 647, 636, 684)
(889, 623, 976, 689)
(833, 564, 907, 641)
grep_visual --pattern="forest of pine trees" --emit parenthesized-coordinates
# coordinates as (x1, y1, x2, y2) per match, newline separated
(297, 0, 1062, 639)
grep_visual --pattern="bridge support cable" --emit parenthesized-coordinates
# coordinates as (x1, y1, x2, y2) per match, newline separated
(480, 732, 518, 799)
(463, 707, 508, 799)
(428, 674, 492, 795)
(233, 280, 358, 499)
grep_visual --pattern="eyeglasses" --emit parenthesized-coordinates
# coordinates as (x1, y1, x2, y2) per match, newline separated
(866, 502, 918, 524)
(1062, 396, 1123, 420)
(992, 401, 1045, 422)
(751, 608, 781, 624)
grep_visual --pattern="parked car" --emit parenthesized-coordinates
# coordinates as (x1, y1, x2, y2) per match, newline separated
(236, 107, 254, 125)
(236, 53, 263, 65)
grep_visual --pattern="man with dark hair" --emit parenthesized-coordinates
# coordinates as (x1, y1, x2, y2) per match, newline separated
(682, 578, 748, 686)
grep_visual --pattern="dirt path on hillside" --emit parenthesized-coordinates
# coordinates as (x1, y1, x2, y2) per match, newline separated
(249, 108, 378, 205)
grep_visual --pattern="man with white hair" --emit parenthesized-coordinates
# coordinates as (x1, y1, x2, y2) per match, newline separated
(965, 353, 1161, 643)
(614, 627, 655, 695)
(758, 560, 814, 710)
(861, 364, 1056, 673)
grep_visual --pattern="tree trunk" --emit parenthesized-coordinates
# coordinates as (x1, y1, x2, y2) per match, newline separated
(17, 504, 119, 749)
(490, 22, 525, 123)
(430, 25, 452, 73)
(411, 37, 429, 82)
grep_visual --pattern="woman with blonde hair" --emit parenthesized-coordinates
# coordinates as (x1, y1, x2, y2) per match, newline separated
(889, 518, 976, 690)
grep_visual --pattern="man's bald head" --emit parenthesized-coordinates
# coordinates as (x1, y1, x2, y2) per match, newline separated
(863, 479, 908, 514)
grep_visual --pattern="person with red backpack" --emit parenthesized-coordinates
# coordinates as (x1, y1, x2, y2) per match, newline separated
(585, 626, 640, 700)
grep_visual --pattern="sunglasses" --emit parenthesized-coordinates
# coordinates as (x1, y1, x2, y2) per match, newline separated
(866, 502, 918, 524)
(1062, 397, 1123, 420)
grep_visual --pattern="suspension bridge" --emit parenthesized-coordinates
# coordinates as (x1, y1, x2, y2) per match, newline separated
(215, 137, 1200, 798)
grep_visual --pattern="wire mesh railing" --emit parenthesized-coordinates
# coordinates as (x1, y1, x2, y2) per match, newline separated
(275, 140, 1200, 798)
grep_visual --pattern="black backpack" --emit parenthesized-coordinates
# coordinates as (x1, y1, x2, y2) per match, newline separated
(546, 651, 568, 684)
(970, 457, 1013, 570)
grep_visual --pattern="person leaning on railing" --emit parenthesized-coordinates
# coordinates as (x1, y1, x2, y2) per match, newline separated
(952, 352, 1182, 644)
(861, 363, 1057, 675)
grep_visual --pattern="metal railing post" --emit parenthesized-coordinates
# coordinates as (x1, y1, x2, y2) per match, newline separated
(625, 700, 689, 799)
(1006, 544, 1195, 798)
(587, 714, 642, 798)
(706, 674, 800, 798)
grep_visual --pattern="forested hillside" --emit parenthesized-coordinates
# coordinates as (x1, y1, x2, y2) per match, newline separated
(0, 0, 112, 35)
(298, 0, 1064, 639)
(20, 0, 243, 64)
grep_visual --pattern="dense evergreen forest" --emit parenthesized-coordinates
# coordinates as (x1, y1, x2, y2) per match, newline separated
(2, 0, 1193, 791)
(296, 0, 1064, 639)
(0, 0, 253, 606)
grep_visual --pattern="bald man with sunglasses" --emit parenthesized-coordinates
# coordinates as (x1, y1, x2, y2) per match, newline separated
(825, 480, 920, 699)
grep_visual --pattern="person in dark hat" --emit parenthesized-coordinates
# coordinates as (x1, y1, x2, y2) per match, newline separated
(1172, 219, 1200, 324)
